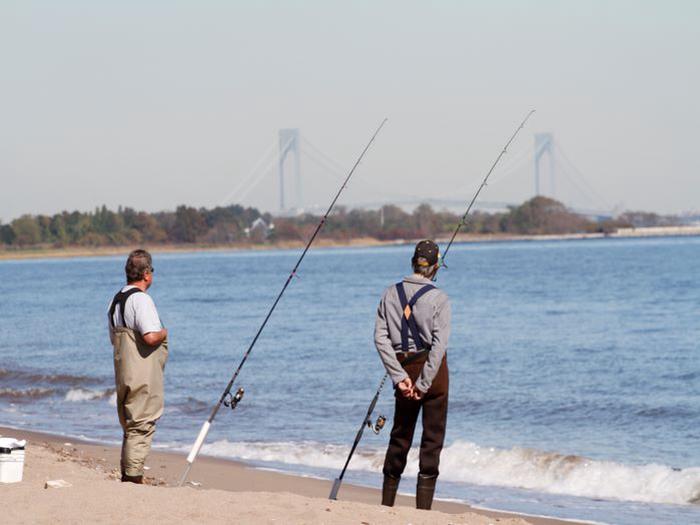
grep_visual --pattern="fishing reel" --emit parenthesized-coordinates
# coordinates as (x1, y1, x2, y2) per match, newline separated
(367, 414, 386, 435)
(223, 387, 245, 411)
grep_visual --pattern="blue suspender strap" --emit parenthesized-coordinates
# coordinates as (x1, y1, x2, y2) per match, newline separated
(409, 284, 436, 306)
(395, 283, 436, 352)
(395, 283, 410, 352)
(407, 284, 435, 350)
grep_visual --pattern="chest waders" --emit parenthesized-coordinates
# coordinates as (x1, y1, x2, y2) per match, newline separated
(109, 288, 168, 480)
(329, 109, 536, 504)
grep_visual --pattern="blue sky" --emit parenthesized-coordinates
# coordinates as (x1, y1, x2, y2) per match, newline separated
(1, 1, 698, 220)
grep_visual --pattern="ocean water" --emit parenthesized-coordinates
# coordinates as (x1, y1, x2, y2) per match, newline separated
(1, 236, 699, 524)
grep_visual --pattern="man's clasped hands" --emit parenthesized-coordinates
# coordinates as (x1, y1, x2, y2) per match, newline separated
(396, 377, 423, 401)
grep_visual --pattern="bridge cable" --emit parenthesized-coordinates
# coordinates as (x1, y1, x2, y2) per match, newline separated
(219, 136, 279, 207)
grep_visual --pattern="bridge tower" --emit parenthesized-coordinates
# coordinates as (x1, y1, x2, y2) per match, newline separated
(278, 129, 302, 213)
(534, 133, 555, 197)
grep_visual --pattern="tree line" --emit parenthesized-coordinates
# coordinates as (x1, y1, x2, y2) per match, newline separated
(0, 204, 266, 247)
(0, 197, 679, 249)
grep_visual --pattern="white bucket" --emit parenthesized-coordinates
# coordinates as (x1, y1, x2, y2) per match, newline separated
(0, 438, 26, 483)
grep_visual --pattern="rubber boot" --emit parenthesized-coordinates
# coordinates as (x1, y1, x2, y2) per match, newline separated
(381, 475, 400, 507)
(416, 474, 437, 510)
(121, 473, 144, 484)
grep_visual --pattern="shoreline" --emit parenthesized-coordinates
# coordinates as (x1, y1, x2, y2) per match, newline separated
(1, 226, 699, 261)
(0, 424, 579, 525)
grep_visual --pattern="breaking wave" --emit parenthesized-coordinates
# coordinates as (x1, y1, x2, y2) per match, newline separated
(0, 367, 112, 403)
(64, 388, 115, 402)
(193, 439, 700, 505)
(0, 367, 98, 386)
(0, 387, 56, 400)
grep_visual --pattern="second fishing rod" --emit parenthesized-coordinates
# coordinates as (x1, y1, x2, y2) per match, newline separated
(178, 118, 388, 487)
(328, 109, 536, 500)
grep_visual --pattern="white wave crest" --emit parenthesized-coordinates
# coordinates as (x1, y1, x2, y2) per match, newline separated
(64, 388, 114, 402)
(200, 440, 385, 472)
(193, 439, 700, 505)
(438, 441, 700, 505)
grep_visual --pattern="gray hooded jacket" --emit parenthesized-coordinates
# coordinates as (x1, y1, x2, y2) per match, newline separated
(374, 274, 451, 393)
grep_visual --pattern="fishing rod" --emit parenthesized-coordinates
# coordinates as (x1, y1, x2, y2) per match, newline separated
(328, 109, 535, 500)
(178, 118, 388, 487)
(328, 350, 429, 500)
(327, 375, 389, 500)
(441, 109, 536, 261)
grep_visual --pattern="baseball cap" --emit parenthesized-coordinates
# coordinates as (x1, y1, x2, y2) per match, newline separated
(412, 239, 439, 267)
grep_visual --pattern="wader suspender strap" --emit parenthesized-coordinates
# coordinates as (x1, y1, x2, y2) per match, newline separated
(108, 288, 144, 329)
(395, 283, 436, 352)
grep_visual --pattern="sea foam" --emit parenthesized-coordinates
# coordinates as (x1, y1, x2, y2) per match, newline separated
(64, 388, 114, 402)
(192, 439, 700, 505)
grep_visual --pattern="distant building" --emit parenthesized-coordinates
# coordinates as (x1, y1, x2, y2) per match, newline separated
(245, 217, 274, 240)
(679, 212, 700, 226)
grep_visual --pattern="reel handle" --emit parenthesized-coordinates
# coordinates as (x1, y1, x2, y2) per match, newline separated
(223, 387, 245, 410)
(367, 414, 386, 434)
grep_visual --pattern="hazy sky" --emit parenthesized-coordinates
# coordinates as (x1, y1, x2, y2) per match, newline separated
(1, 0, 698, 221)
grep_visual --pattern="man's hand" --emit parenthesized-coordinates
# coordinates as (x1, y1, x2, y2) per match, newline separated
(411, 388, 424, 401)
(397, 377, 413, 398)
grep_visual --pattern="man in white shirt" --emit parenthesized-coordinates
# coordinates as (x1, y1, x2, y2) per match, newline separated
(108, 249, 168, 484)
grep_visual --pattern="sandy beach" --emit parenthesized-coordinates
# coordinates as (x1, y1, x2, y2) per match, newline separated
(0, 426, 579, 525)
(0, 238, 394, 261)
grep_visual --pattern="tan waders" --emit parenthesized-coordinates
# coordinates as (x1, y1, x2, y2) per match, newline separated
(112, 326, 168, 479)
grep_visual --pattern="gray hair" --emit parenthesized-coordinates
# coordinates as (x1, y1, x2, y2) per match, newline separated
(125, 249, 153, 283)
(412, 259, 437, 277)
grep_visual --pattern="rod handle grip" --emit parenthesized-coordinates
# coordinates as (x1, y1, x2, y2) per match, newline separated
(329, 478, 342, 500)
(186, 421, 211, 464)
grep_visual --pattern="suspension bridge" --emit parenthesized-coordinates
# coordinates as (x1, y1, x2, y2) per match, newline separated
(220, 129, 615, 220)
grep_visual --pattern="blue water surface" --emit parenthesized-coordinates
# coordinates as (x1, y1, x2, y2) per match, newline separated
(1, 236, 699, 524)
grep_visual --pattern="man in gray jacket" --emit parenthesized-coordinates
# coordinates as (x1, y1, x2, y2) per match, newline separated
(374, 239, 451, 510)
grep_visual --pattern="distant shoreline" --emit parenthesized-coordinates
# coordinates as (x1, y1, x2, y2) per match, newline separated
(1, 226, 698, 261)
